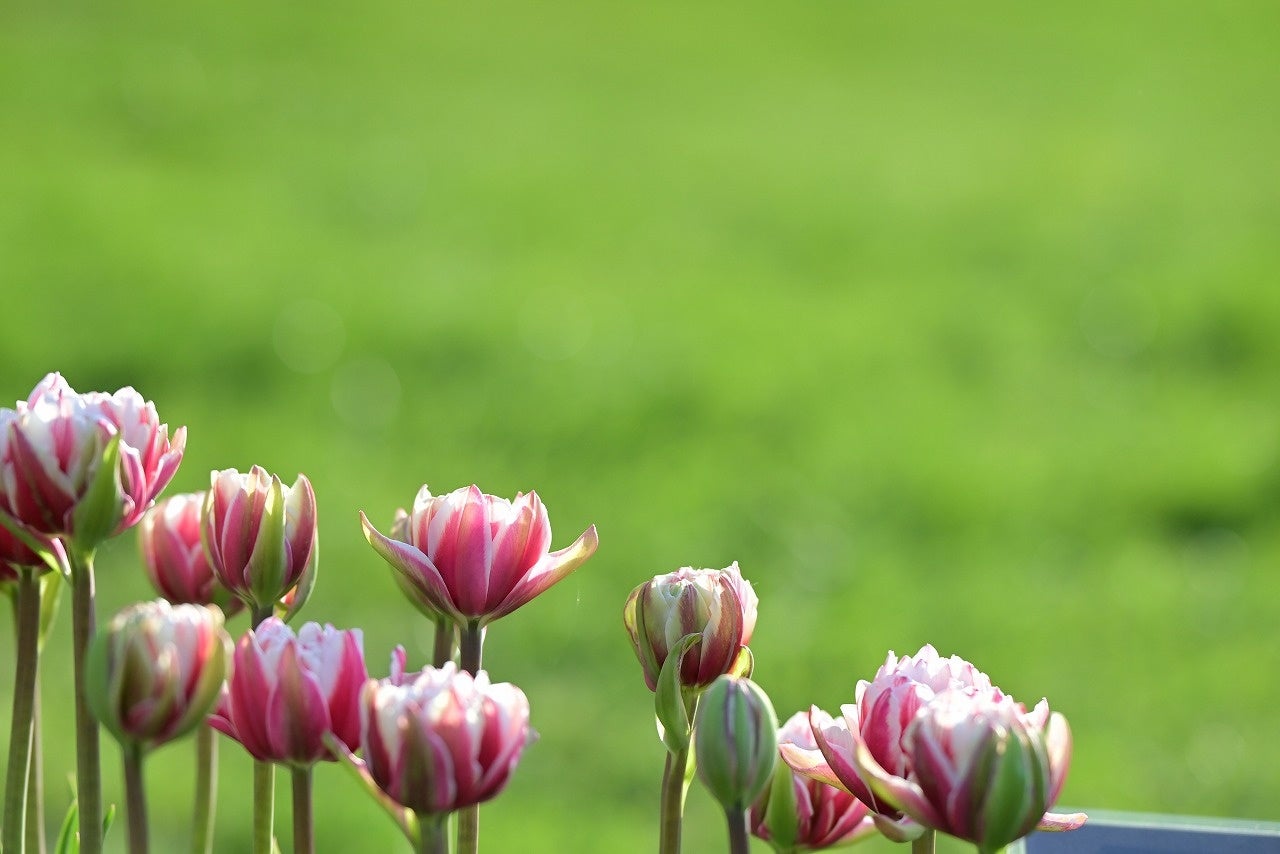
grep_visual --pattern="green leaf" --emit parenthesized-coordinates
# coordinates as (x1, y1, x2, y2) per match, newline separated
(655, 633, 702, 754)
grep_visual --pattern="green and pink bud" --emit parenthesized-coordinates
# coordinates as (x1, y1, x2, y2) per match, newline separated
(209, 618, 367, 766)
(360, 661, 533, 816)
(695, 675, 779, 813)
(752, 712, 875, 852)
(202, 466, 317, 614)
(623, 564, 758, 692)
(84, 600, 231, 752)
(361, 485, 598, 626)
(139, 492, 242, 616)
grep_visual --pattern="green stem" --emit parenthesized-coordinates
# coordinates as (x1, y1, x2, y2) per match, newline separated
(71, 548, 103, 854)
(27, 675, 46, 854)
(192, 725, 217, 854)
(291, 767, 313, 854)
(912, 828, 936, 854)
(122, 745, 149, 854)
(4, 569, 42, 853)
(658, 745, 690, 854)
(457, 621, 483, 854)
(253, 761, 275, 854)
(417, 814, 448, 854)
(724, 807, 750, 854)
(251, 604, 274, 630)
(432, 619, 456, 669)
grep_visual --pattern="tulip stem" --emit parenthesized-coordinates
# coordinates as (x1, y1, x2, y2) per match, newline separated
(123, 744, 149, 854)
(724, 807, 750, 854)
(192, 725, 217, 854)
(4, 569, 42, 854)
(457, 620, 483, 854)
(253, 761, 275, 854)
(912, 829, 936, 854)
(70, 548, 104, 854)
(418, 814, 448, 854)
(432, 619, 456, 669)
(251, 604, 274, 630)
(658, 745, 690, 854)
(27, 677, 47, 854)
(291, 767, 314, 854)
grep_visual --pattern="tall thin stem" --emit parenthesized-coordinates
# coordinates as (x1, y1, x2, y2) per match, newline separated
(191, 725, 217, 854)
(724, 807, 750, 854)
(457, 620, 483, 854)
(252, 762, 275, 854)
(432, 619, 456, 669)
(122, 745, 149, 854)
(4, 569, 42, 853)
(27, 677, 46, 854)
(71, 548, 103, 854)
(290, 767, 313, 854)
(912, 828, 936, 854)
(658, 746, 690, 854)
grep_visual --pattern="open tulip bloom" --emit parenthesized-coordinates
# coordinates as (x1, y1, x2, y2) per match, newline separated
(781, 646, 1086, 851)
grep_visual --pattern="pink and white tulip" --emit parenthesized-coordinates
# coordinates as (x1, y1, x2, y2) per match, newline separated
(623, 564, 758, 692)
(84, 600, 231, 751)
(202, 466, 317, 613)
(361, 485, 598, 626)
(360, 662, 532, 816)
(752, 712, 875, 852)
(0, 373, 184, 548)
(210, 618, 366, 766)
(140, 492, 242, 616)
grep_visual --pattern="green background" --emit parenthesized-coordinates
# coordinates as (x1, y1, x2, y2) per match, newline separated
(2, 1, 1278, 851)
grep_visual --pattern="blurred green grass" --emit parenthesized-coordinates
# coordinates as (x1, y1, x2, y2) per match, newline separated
(2, 0, 1279, 850)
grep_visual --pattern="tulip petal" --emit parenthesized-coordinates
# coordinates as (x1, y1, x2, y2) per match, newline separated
(487, 524, 598, 623)
(1037, 811, 1088, 831)
(850, 728, 945, 829)
(361, 512, 462, 623)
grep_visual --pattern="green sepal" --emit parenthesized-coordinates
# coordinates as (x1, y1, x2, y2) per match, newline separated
(246, 474, 287, 608)
(69, 434, 124, 554)
(763, 755, 799, 850)
(655, 633, 702, 754)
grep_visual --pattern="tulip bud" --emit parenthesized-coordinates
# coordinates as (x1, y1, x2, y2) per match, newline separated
(623, 563, 758, 692)
(895, 691, 1080, 852)
(139, 492, 242, 616)
(361, 662, 533, 816)
(361, 485, 597, 627)
(202, 466, 317, 614)
(695, 675, 779, 813)
(209, 618, 367, 766)
(85, 600, 231, 752)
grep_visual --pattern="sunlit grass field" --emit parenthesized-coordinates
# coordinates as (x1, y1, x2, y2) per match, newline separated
(2, 1, 1278, 851)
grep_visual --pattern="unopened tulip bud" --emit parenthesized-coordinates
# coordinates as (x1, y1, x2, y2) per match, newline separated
(139, 492, 242, 616)
(623, 563, 758, 692)
(202, 466, 317, 615)
(85, 600, 231, 752)
(695, 675, 779, 812)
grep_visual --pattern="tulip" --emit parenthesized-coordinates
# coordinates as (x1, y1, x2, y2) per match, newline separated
(0, 373, 185, 549)
(202, 466, 317, 621)
(752, 712, 875, 853)
(361, 662, 532, 818)
(361, 485, 598, 629)
(85, 600, 231, 752)
(140, 492, 243, 616)
(883, 690, 1083, 853)
(210, 618, 367, 766)
(694, 676, 778, 854)
(623, 563, 758, 692)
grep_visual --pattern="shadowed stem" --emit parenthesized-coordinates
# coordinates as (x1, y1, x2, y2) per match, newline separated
(912, 829, 936, 854)
(432, 619, 456, 669)
(457, 621, 483, 854)
(4, 570, 42, 853)
(291, 767, 313, 854)
(123, 745, 148, 854)
(192, 725, 217, 854)
(71, 548, 104, 854)
(658, 746, 690, 854)
(417, 814, 448, 854)
(724, 807, 750, 854)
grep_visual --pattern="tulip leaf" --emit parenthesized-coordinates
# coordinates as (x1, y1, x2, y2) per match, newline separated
(655, 633, 702, 754)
